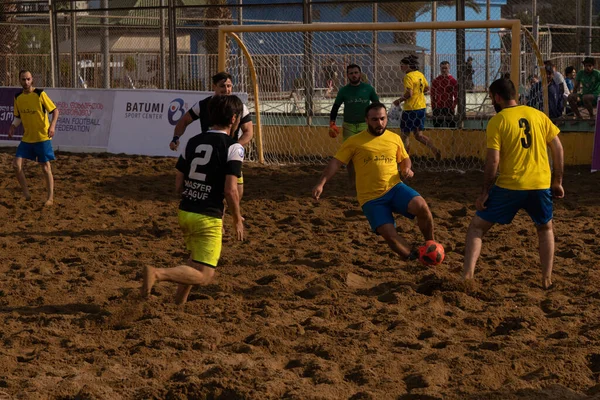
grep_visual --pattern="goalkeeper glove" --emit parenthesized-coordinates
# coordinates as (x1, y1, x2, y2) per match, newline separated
(328, 121, 339, 138)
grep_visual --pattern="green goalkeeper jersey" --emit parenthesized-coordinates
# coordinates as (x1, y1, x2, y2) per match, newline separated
(334, 82, 379, 124)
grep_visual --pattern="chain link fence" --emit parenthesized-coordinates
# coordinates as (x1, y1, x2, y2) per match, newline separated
(1, 0, 598, 96)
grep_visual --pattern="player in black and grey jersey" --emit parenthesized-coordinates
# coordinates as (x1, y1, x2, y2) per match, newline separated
(170, 72, 253, 198)
(143, 95, 245, 305)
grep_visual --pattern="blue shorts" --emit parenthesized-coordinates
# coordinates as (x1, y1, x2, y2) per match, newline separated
(16, 141, 55, 163)
(401, 109, 426, 133)
(476, 186, 553, 225)
(361, 183, 420, 232)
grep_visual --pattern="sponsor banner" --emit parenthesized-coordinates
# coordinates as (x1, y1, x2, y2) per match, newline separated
(108, 90, 248, 157)
(47, 89, 115, 149)
(0, 87, 24, 141)
(592, 101, 600, 172)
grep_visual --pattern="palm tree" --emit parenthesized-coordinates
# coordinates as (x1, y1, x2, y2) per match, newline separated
(343, 1, 481, 45)
(0, 0, 19, 85)
(203, 0, 231, 77)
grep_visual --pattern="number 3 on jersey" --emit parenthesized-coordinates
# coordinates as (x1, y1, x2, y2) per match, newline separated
(519, 118, 532, 149)
(189, 144, 213, 181)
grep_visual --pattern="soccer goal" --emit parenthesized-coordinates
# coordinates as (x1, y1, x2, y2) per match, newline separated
(218, 20, 539, 170)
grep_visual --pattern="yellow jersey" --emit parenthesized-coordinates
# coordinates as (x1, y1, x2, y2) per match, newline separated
(486, 105, 560, 190)
(14, 89, 57, 143)
(403, 70, 428, 111)
(334, 129, 409, 206)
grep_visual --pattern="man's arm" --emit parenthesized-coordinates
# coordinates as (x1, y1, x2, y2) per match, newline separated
(312, 158, 344, 200)
(175, 170, 185, 194)
(398, 157, 413, 180)
(329, 103, 342, 138)
(394, 89, 413, 106)
(573, 79, 580, 94)
(476, 148, 499, 210)
(548, 136, 564, 199)
(48, 108, 59, 138)
(170, 111, 194, 151)
(237, 121, 253, 147)
(224, 174, 243, 240)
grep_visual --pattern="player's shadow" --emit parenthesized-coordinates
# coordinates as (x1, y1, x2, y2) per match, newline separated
(242, 164, 355, 201)
(0, 303, 109, 316)
(95, 173, 176, 202)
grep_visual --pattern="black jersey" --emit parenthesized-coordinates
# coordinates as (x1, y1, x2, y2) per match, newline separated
(176, 130, 244, 218)
(188, 96, 251, 141)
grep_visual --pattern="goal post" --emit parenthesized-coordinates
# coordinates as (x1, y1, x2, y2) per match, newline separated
(218, 20, 523, 168)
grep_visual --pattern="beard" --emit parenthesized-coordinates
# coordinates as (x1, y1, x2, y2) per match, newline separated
(493, 103, 502, 113)
(368, 124, 387, 136)
(349, 76, 361, 85)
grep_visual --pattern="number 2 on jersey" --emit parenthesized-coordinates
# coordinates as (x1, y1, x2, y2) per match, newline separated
(519, 118, 532, 149)
(189, 144, 213, 181)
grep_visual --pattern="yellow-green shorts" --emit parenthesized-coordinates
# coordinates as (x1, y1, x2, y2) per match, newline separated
(237, 171, 243, 185)
(342, 122, 367, 141)
(178, 210, 223, 267)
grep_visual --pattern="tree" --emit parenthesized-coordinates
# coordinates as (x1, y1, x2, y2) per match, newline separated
(342, 1, 481, 45)
(203, 0, 231, 77)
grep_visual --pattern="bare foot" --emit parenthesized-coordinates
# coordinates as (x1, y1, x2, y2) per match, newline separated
(141, 265, 157, 298)
(44, 199, 53, 207)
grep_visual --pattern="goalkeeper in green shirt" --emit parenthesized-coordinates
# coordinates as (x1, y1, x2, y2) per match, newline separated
(329, 64, 380, 141)
(329, 64, 379, 183)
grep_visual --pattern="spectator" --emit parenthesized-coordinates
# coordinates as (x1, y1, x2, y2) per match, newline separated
(567, 57, 600, 120)
(544, 61, 569, 102)
(565, 66, 576, 92)
(465, 57, 475, 91)
(431, 61, 458, 128)
(322, 58, 338, 97)
(528, 66, 563, 120)
(564, 66, 576, 116)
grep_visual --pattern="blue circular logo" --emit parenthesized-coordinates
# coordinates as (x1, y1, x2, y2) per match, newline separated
(167, 98, 185, 125)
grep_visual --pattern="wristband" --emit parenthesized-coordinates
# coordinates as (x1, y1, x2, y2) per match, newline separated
(171, 135, 179, 143)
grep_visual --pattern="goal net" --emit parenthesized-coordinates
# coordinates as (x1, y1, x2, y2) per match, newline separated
(220, 21, 532, 171)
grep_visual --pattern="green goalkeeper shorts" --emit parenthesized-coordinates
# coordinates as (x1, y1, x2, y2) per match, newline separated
(342, 122, 367, 141)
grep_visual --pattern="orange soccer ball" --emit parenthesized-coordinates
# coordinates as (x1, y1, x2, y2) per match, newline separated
(418, 240, 445, 266)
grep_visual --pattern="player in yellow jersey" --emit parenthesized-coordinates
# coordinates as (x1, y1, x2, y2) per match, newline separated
(8, 70, 60, 206)
(393, 55, 441, 160)
(462, 78, 564, 289)
(313, 103, 438, 260)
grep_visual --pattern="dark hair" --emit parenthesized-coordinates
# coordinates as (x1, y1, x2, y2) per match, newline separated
(211, 72, 232, 85)
(565, 66, 575, 75)
(207, 95, 243, 128)
(543, 60, 554, 68)
(19, 69, 32, 78)
(489, 78, 516, 101)
(440, 61, 450, 66)
(401, 55, 419, 70)
(347, 64, 361, 73)
(365, 102, 386, 117)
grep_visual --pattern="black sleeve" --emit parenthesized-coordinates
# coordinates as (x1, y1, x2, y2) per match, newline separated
(225, 160, 242, 178)
(239, 114, 252, 125)
(329, 103, 341, 122)
(175, 154, 188, 174)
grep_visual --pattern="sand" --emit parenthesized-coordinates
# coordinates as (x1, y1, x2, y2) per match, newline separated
(1, 149, 600, 399)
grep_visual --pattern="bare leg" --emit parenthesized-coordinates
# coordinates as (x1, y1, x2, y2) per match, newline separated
(406, 196, 434, 241)
(567, 94, 582, 119)
(582, 94, 595, 119)
(401, 133, 410, 154)
(462, 215, 494, 280)
(13, 157, 31, 200)
(237, 183, 244, 201)
(536, 221, 554, 289)
(40, 161, 54, 206)
(376, 223, 412, 259)
(174, 284, 193, 305)
(414, 129, 441, 160)
(141, 260, 215, 304)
